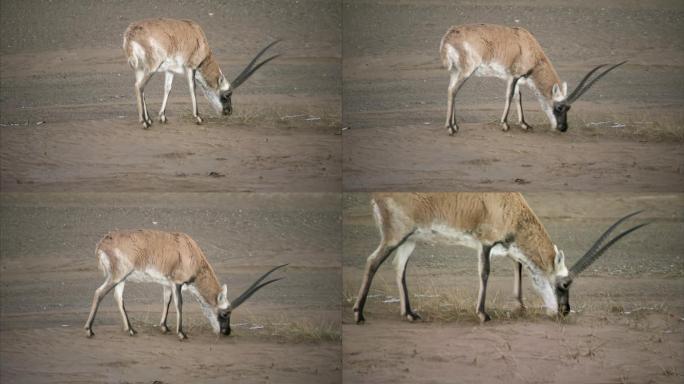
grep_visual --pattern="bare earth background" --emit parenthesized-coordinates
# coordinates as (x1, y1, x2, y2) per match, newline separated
(342, 0, 684, 191)
(0, 0, 341, 192)
(343, 193, 684, 383)
(0, 193, 341, 383)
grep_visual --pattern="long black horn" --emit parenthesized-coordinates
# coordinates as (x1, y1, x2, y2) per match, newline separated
(567, 61, 627, 103)
(230, 264, 287, 309)
(231, 40, 281, 89)
(565, 64, 608, 102)
(569, 211, 647, 276)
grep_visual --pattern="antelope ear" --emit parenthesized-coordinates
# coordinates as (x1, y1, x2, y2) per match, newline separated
(562, 82, 568, 97)
(218, 284, 228, 303)
(552, 83, 563, 99)
(554, 249, 566, 270)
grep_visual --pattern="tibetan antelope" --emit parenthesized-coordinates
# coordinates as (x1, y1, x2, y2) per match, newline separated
(439, 24, 626, 134)
(123, 18, 280, 128)
(84, 229, 286, 340)
(353, 193, 647, 323)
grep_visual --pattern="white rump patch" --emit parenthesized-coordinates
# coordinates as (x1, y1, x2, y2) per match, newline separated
(97, 250, 111, 276)
(445, 45, 460, 71)
(128, 41, 146, 69)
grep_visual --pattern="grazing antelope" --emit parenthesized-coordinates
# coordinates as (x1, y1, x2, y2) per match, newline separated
(353, 193, 647, 323)
(439, 24, 626, 134)
(123, 18, 280, 128)
(84, 229, 286, 340)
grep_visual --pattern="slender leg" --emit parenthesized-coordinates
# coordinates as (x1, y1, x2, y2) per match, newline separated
(84, 278, 117, 337)
(394, 241, 420, 321)
(114, 282, 136, 336)
(500, 77, 519, 131)
(514, 84, 531, 130)
(353, 229, 415, 324)
(171, 284, 186, 340)
(513, 261, 525, 309)
(159, 285, 172, 333)
(158, 72, 174, 123)
(186, 68, 203, 124)
(134, 70, 154, 128)
(353, 241, 395, 324)
(445, 70, 468, 135)
(476, 245, 492, 322)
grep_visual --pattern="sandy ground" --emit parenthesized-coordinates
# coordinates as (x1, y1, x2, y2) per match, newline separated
(342, 193, 684, 383)
(342, 0, 684, 191)
(0, 0, 341, 192)
(0, 193, 342, 383)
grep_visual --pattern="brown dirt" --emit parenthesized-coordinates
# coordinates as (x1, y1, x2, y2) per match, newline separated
(342, 0, 684, 191)
(0, 0, 341, 192)
(343, 193, 684, 383)
(0, 193, 342, 384)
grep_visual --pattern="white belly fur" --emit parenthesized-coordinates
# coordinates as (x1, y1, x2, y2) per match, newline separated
(128, 268, 173, 285)
(414, 224, 482, 250)
(474, 62, 510, 79)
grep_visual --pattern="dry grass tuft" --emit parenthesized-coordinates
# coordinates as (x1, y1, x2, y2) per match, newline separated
(241, 312, 341, 343)
(579, 111, 684, 142)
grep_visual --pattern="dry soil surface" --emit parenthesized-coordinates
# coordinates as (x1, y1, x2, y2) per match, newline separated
(0, 0, 341, 192)
(0, 193, 342, 384)
(342, 0, 684, 191)
(342, 193, 684, 383)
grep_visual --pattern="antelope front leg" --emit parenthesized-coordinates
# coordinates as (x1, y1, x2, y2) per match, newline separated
(513, 261, 525, 310)
(500, 77, 519, 131)
(171, 284, 187, 340)
(159, 285, 172, 333)
(158, 72, 174, 124)
(186, 69, 203, 124)
(394, 241, 421, 321)
(514, 84, 531, 130)
(476, 245, 492, 322)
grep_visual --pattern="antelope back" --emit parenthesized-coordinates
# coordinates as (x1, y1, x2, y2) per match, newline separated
(96, 230, 212, 283)
(123, 18, 211, 70)
(441, 24, 545, 73)
(372, 193, 557, 271)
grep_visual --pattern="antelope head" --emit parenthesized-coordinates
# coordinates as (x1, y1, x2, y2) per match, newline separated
(217, 40, 281, 116)
(551, 61, 627, 132)
(551, 211, 647, 316)
(215, 264, 287, 336)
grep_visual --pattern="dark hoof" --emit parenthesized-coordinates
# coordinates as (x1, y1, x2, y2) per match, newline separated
(177, 332, 187, 340)
(127, 328, 137, 336)
(160, 325, 169, 334)
(85, 329, 94, 338)
(354, 309, 365, 324)
(406, 311, 422, 322)
(478, 312, 491, 323)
